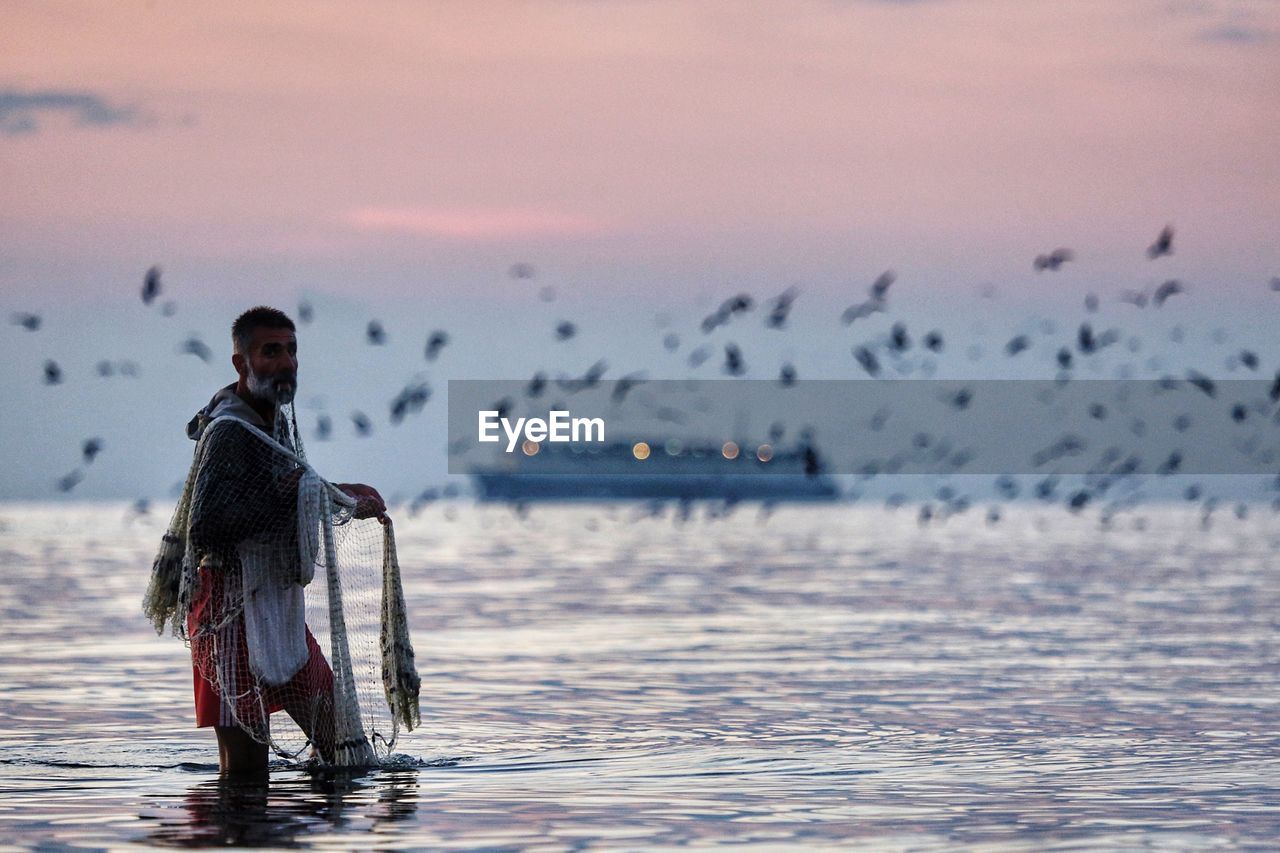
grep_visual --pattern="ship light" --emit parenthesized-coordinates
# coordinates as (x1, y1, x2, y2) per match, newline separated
(632, 441, 651, 460)
(756, 444, 773, 462)
(722, 441, 739, 460)
(522, 440, 540, 456)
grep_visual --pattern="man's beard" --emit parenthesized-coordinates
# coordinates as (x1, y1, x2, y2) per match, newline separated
(246, 368, 296, 406)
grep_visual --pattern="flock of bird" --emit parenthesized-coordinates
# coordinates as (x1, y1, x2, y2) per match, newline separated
(11, 224, 1280, 527)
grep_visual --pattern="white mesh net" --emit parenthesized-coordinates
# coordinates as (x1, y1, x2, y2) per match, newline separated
(143, 402, 419, 767)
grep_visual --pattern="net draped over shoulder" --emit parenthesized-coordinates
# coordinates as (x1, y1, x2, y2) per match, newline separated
(143, 393, 420, 767)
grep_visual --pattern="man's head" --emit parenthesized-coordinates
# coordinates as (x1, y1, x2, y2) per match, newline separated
(231, 306, 298, 407)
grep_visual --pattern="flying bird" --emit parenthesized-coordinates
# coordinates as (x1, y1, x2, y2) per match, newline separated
(870, 271, 895, 301)
(179, 337, 212, 362)
(315, 414, 332, 440)
(57, 469, 84, 493)
(424, 330, 449, 361)
(922, 330, 944, 352)
(1147, 225, 1174, 259)
(1153, 279, 1185, 307)
(1005, 335, 1030, 356)
(298, 300, 314, 324)
(10, 312, 40, 331)
(1120, 289, 1148, 308)
(1033, 248, 1074, 272)
(779, 363, 797, 386)
(351, 410, 373, 436)
(43, 360, 62, 385)
(840, 300, 885, 325)
(722, 344, 745, 376)
(611, 372, 647, 404)
(555, 321, 577, 341)
(888, 322, 910, 353)
(82, 437, 103, 463)
(366, 320, 386, 345)
(766, 288, 799, 329)
(509, 262, 536, 280)
(389, 379, 431, 424)
(142, 266, 161, 305)
(853, 346, 880, 377)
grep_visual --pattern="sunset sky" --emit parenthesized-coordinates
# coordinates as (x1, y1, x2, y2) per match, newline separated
(2, 0, 1278, 498)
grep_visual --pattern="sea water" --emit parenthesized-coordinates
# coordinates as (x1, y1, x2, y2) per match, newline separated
(1, 502, 1278, 849)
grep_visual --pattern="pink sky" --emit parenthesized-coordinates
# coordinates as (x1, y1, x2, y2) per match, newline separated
(2, 0, 1278, 299)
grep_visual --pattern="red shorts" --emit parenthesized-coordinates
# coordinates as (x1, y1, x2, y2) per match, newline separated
(189, 567, 334, 729)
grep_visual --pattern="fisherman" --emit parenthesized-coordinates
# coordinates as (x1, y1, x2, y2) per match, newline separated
(179, 306, 388, 775)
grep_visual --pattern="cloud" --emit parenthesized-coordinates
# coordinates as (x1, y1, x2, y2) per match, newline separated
(1197, 23, 1271, 42)
(0, 89, 138, 136)
(344, 207, 610, 240)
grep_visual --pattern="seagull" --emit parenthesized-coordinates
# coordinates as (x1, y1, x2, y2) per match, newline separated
(10, 312, 40, 331)
(366, 320, 386, 345)
(1033, 248, 1074, 271)
(179, 337, 212, 362)
(870, 271, 895, 301)
(1147, 225, 1174, 259)
(351, 410, 373, 437)
(424, 330, 449, 361)
(509, 262, 536, 280)
(766, 288, 799, 329)
(723, 344, 745, 376)
(390, 380, 431, 424)
(142, 266, 161, 305)
(555, 321, 576, 341)
(57, 470, 84, 492)
(316, 414, 332, 440)
(1153, 279, 1185, 307)
(1006, 335, 1030, 356)
(43, 360, 62, 385)
(853, 346, 880, 377)
(82, 437, 103, 463)
(611, 372, 647, 404)
(779, 363, 797, 386)
(298, 300, 314, 324)
(888, 322, 910, 353)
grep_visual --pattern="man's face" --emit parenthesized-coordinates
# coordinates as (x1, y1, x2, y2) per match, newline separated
(243, 327, 298, 406)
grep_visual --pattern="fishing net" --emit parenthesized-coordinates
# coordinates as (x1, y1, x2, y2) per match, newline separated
(143, 402, 419, 767)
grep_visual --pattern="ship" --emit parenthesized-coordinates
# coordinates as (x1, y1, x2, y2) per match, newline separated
(470, 437, 840, 502)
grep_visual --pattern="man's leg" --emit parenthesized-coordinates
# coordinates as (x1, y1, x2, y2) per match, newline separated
(279, 626, 337, 763)
(214, 725, 268, 776)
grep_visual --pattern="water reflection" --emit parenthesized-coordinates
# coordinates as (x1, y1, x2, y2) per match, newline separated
(145, 769, 419, 847)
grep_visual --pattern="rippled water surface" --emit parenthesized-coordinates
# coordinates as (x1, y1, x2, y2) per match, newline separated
(2, 502, 1279, 849)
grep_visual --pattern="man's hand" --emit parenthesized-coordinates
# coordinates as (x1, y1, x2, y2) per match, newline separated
(336, 483, 389, 525)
